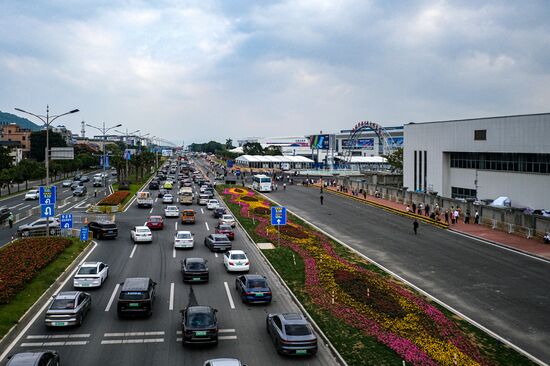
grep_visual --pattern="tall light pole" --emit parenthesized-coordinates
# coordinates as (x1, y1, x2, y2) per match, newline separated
(115, 128, 140, 180)
(86, 122, 122, 187)
(15, 106, 79, 185)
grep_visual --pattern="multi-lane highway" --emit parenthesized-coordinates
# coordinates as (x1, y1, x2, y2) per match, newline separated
(1, 171, 338, 365)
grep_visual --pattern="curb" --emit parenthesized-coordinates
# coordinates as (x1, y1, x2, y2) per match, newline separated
(0, 240, 97, 361)
(216, 187, 347, 366)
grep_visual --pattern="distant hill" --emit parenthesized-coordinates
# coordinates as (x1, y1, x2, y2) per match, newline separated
(0, 111, 41, 131)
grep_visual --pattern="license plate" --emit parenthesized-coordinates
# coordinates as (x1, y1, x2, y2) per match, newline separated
(195, 331, 207, 336)
(254, 293, 264, 297)
(237, 262, 242, 265)
(80, 283, 90, 287)
(193, 277, 203, 281)
(128, 303, 140, 308)
(108, 231, 113, 234)
(296, 350, 307, 355)
(53, 321, 68, 326)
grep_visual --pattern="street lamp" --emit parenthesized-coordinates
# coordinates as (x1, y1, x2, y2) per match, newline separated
(86, 122, 122, 187)
(115, 128, 140, 180)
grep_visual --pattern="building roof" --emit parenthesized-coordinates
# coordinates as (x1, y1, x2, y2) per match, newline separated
(235, 155, 314, 163)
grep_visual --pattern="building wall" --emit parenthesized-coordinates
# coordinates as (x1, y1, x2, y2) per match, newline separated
(0, 124, 31, 151)
(404, 113, 550, 208)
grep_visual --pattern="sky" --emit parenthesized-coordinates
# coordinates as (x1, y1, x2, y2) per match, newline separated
(1, 0, 549, 145)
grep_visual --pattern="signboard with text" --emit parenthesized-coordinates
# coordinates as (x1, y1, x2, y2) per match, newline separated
(270, 206, 287, 226)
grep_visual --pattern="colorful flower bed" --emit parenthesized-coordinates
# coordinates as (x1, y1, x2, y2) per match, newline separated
(222, 186, 488, 365)
(98, 191, 129, 206)
(0, 237, 72, 303)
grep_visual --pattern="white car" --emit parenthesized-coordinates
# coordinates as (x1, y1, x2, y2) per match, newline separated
(219, 214, 236, 227)
(198, 194, 209, 205)
(207, 199, 219, 210)
(203, 359, 244, 366)
(164, 205, 180, 218)
(62, 180, 72, 187)
(223, 250, 249, 272)
(131, 226, 153, 243)
(174, 230, 194, 249)
(163, 194, 174, 204)
(24, 189, 39, 200)
(73, 261, 109, 288)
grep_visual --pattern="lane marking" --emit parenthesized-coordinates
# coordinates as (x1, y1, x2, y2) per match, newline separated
(219, 335, 238, 340)
(129, 244, 137, 259)
(175, 222, 177, 231)
(205, 222, 209, 231)
(155, 198, 158, 203)
(9, 203, 24, 209)
(200, 208, 204, 214)
(101, 338, 164, 345)
(18, 204, 30, 211)
(149, 207, 153, 214)
(173, 247, 176, 258)
(104, 284, 120, 312)
(104, 331, 164, 337)
(223, 282, 235, 309)
(20, 341, 88, 347)
(214, 252, 218, 258)
(62, 189, 70, 193)
(26, 334, 90, 339)
(169, 283, 175, 311)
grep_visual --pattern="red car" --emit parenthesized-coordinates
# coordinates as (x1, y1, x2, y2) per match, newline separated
(215, 223, 234, 240)
(146, 215, 164, 230)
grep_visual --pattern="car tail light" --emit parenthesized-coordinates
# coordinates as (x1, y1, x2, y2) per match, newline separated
(245, 291, 252, 296)
(265, 292, 272, 296)
(244, 262, 249, 265)
(229, 262, 235, 266)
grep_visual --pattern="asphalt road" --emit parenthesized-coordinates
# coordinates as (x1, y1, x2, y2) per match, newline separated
(265, 184, 550, 364)
(2, 177, 338, 365)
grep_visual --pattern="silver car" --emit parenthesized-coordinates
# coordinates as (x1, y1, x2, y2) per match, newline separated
(45, 291, 91, 327)
(73, 262, 109, 288)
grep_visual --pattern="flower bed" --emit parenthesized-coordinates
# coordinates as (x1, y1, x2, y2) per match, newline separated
(98, 191, 129, 206)
(0, 237, 72, 303)
(221, 186, 502, 366)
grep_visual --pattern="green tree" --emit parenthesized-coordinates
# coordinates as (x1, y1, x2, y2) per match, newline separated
(264, 145, 281, 156)
(16, 159, 44, 189)
(225, 138, 234, 150)
(242, 142, 264, 155)
(0, 146, 13, 170)
(0, 167, 17, 195)
(382, 147, 403, 172)
(29, 130, 67, 162)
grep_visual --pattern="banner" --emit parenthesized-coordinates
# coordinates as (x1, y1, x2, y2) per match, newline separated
(309, 134, 330, 150)
(342, 138, 374, 149)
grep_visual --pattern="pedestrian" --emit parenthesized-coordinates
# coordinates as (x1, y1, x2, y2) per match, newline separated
(413, 219, 419, 235)
(406, 204, 411, 213)
(474, 210, 480, 224)
(465, 208, 471, 224)
(425, 203, 430, 217)
(8, 213, 14, 229)
(275, 183, 278, 191)
(453, 209, 459, 224)
(320, 186, 323, 194)
(419, 203, 424, 215)
(412, 202, 417, 214)
(283, 183, 286, 190)
(94, 189, 97, 198)
(444, 209, 449, 224)
(363, 191, 367, 199)
(320, 194, 324, 205)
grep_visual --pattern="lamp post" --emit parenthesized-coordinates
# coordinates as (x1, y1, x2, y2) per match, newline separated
(86, 122, 122, 188)
(115, 128, 140, 180)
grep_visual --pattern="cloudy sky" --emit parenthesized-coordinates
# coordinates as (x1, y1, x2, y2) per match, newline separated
(1, 0, 549, 145)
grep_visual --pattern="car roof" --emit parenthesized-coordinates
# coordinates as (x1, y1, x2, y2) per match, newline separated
(7, 352, 50, 366)
(228, 250, 245, 255)
(121, 277, 151, 291)
(187, 305, 213, 314)
(211, 234, 227, 238)
(149, 215, 162, 219)
(244, 274, 265, 281)
(281, 313, 308, 323)
(166, 206, 178, 209)
(206, 359, 242, 366)
(185, 257, 206, 263)
(135, 226, 150, 229)
(55, 291, 79, 299)
(90, 220, 115, 225)
(81, 262, 101, 267)
(176, 230, 192, 235)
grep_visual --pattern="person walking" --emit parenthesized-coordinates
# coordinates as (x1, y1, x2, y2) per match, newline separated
(453, 209, 459, 224)
(320, 194, 324, 205)
(283, 183, 286, 190)
(8, 213, 14, 229)
(444, 209, 449, 224)
(425, 203, 430, 217)
(419, 203, 424, 215)
(412, 202, 417, 214)
(474, 210, 480, 224)
(465, 208, 471, 224)
(413, 219, 419, 235)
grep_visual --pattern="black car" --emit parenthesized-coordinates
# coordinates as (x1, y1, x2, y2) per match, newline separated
(88, 220, 118, 239)
(266, 313, 318, 356)
(213, 207, 226, 219)
(0, 206, 12, 224)
(73, 186, 87, 197)
(148, 181, 160, 190)
(117, 277, 156, 317)
(6, 351, 60, 366)
(181, 306, 218, 346)
(236, 274, 272, 304)
(181, 258, 209, 283)
(204, 234, 232, 252)
(79, 175, 90, 182)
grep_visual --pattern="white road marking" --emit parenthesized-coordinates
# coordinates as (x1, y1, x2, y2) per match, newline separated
(104, 284, 120, 312)
(219, 335, 238, 340)
(175, 222, 177, 231)
(205, 222, 209, 231)
(101, 338, 164, 345)
(0, 242, 98, 363)
(18, 204, 30, 211)
(149, 207, 153, 214)
(169, 283, 175, 310)
(173, 247, 176, 258)
(9, 203, 24, 209)
(104, 331, 164, 337)
(214, 252, 218, 258)
(155, 198, 158, 203)
(223, 282, 235, 309)
(63, 201, 82, 212)
(26, 334, 90, 339)
(129, 244, 137, 258)
(62, 189, 70, 193)
(200, 208, 204, 214)
(21, 341, 88, 347)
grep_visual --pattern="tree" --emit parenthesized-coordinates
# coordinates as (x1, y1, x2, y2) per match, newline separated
(0, 146, 13, 170)
(242, 142, 264, 155)
(225, 138, 234, 150)
(16, 159, 44, 189)
(264, 145, 281, 156)
(383, 147, 403, 172)
(29, 130, 67, 162)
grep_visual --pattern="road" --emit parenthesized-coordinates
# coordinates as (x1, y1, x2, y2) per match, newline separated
(265, 184, 550, 363)
(2, 177, 338, 365)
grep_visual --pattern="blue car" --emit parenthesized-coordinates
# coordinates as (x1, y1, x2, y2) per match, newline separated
(235, 274, 272, 304)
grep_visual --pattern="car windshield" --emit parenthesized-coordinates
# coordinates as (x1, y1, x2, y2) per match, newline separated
(177, 233, 192, 239)
(183, 211, 194, 216)
(285, 324, 311, 336)
(167, 207, 177, 211)
(218, 225, 232, 231)
(149, 217, 161, 222)
(222, 215, 233, 220)
(215, 236, 227, 242)
(248, 279, 267, 288)
(78, 267, 97, 275)
(51, 298, 76, 310)
(187, 312, 213, 327)
(186, 261, 206, 270)
(119, 291, 148, 300)
(230, 253, 246, 260)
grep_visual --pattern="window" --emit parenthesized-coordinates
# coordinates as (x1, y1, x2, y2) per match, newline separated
(451, 187, 477, 200)
(450, 152, 550, 174)
(273, 316, 282, 330)
(22, 136, 25, 140)
(474, 130, 487, 140)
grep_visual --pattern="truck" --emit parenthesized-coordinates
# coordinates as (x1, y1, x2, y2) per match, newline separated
(178, 187, 193, 205)
(136, 191, 153, 208)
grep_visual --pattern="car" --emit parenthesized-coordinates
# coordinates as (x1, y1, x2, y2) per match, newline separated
(148, 181, 160, 190)
(62, 180, 72, 187)
(215, 224, 234, 240)
(158, 189, 168, 198)
(213, 207, 226, 218)
(266, 313, 318, 356)
(223, 250, 249, 272)
(117, 277, 156, 317)
(163, 193, 174, 204)
(163, 181, 173, 189)
(73, 261, 109, 288)
(73, 185, 87, 197)
(174, 230, 194, 249)
(73, 174, 82, 181)
(199, 185, 209, 193)
(17, 217, 60, 237)
(207, 199, 219, 210)
(198, 194, 209, 205)
(146, 215, 164, 230)
(204, 189, 215, 199)
(180, 306, 218, 346)
(70, 181, 84, 190)
(130, 226, 153, 243)
(0, 206, 12, 224)
(79, 175, 90, 182)
(45, 291, 91, 327)
(203, 359, 246, 366)
(181, 209, 196, 224)
(24, 189, 39, 200)
(204, 234, 231, 252)
(181, 257, 209, 282)
(88, 220, 118, 239)
(165, 205, 180, 218)
(6, 351, 60, 366)
(235, 274, 272, 304)
(219, 214, 236, 227)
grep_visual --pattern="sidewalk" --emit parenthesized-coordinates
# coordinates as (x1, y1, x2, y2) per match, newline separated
(317, 184, 550, 260)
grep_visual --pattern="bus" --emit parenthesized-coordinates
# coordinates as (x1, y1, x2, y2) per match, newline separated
(178, 187, 194, 205)
(252, 174, 272, 192)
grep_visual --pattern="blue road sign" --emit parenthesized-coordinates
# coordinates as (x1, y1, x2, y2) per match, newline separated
(60, 214, 73, 229)
(227, 160, 234, 168)
(40, 204, 55, 218)
(271, 206, 287, 226)
(80, 227, 89, 241)
(39, 186, 57, 205)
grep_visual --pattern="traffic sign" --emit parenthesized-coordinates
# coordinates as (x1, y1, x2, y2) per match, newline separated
(60, 214, 73, 229)
(80, 227, 89, 241)
(227, 160, 234, 168)
(271, 206, 287, 226)
(39, 186, 57, 205)
(40, 204, 55, 218)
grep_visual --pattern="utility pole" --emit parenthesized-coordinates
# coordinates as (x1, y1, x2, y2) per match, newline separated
(86, 122, 122, 187)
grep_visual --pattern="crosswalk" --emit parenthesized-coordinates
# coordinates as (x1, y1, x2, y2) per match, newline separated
(20, 333, 91, 347)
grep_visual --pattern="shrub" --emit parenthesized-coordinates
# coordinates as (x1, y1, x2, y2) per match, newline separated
(240, 196, 258, 202)
(98, 191, 129, 206)
(279, 225, 309, 239)
(254, 207, 270, 215)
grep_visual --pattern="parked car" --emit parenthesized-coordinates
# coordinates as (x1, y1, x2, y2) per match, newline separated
(181, 209, 196, 224)
(17, 217, 60, 237)
(73, 186, 87, 197)
(73, 261, 109, 288)
(181, 306, 218, 346)
(266, 313, 318, 356)
(204, 234, 231, 252)
(219, 214, 236, 227)
(87, 220, 118, 239)
(213, 207, 226, 218)
(206, 199, 219, 210)
(62, 180, 72, 187)
(174, 231, 194, 249)
(24, 189, 39, 200)
(146, 215, 164, 230)
(165, 205, 180, 218)
(215, 224, 234, 240)
(45, 291, 91, 327)
(181, 257, 209, 282)
(163, 194, 174, 204)
(6, 351, 60, 366)
(130, 226, 153, 243)
(117, 277, 156, 317)
(235, 274, 272, 304)
(223, 250, 249, 272)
